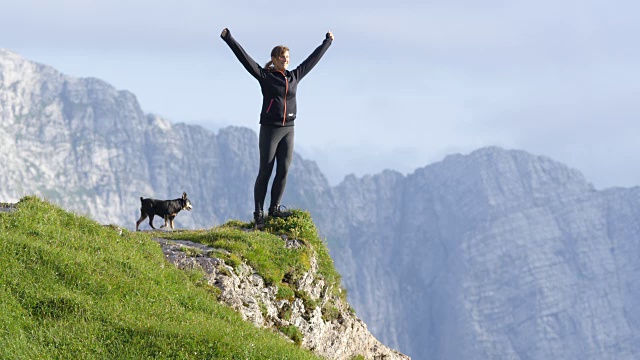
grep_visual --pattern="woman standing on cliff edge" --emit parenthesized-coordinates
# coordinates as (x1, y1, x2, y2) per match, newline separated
(220, 28, 334, 229)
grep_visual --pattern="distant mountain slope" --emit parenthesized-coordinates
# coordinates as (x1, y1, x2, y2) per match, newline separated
(319, 147, 640, 359)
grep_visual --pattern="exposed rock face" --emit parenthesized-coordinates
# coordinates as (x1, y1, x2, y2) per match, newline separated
(317, 148, 640, 359)
(0, 203, 17, 213)
(3, 49, 640, 360)
(154, 237, 409, 360)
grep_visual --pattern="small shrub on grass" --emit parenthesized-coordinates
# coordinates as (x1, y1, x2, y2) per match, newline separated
(278, 324, 304, 346)
(294, 289, 319, 319)
(221, 219, 251, 229)
(180, 246, 203, 257)
(277, 285, 295, 300)
(218, 252, 241, 269)
(278, 301, 293, 321)
(321, 304, 341, 322)
(215, 264, 231, 277)
(258, 301, 269, 320)
(188, 270, 221, 297)
(283, 269, 302, 285)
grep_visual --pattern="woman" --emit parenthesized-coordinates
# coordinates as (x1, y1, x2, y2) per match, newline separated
(220, 28, 334, 229)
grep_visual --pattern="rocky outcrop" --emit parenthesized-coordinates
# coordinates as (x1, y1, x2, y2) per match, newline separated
(154, 237, 409, 360)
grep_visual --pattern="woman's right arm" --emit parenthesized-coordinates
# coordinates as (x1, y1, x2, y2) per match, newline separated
(220, 28, 263, 80)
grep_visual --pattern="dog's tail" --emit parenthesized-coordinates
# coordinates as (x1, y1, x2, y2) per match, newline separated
(140, 197, 143, 203)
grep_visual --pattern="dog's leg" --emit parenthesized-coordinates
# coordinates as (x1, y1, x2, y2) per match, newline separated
(170, 217, 175, 230)
(148, 215, 156, 230)
(136, 213, 148, 231)
(160, 215, 169, 229)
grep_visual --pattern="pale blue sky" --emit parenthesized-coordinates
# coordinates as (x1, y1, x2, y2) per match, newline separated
(2, 0, 639, 188)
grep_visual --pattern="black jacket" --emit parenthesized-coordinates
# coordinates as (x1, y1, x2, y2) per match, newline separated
(222, 30, 332, 126)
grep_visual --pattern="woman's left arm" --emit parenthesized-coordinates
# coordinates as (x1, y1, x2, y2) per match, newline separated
(293, 31, 334, 80)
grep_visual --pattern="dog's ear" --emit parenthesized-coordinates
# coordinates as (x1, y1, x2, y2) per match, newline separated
(183, 192, 187, 199)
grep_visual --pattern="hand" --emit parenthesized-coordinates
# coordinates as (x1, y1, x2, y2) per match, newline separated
(326, 31, 334, 41)
(221, 28, 229, 38)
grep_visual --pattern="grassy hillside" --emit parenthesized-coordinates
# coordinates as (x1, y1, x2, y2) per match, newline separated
(0, 196, 325, 359)
(161, 210, 346, 305)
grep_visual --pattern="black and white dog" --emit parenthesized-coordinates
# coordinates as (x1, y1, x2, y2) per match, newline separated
(135, 192, 193, 231)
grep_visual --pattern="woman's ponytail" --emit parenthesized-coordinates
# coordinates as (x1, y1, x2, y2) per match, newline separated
(265, 45, 289, 71)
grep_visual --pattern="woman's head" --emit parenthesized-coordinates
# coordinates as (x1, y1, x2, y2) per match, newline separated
(265, 45, 290, 71)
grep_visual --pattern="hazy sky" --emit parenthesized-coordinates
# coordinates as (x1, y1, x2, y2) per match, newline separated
(2, 0, 639, 188)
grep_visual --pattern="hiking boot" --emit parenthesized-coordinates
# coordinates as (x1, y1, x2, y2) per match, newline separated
(253, 210, 265, 229)
(268, 205, 293, 218)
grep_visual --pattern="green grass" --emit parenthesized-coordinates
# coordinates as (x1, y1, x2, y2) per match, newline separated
(162, 210, 346, 303)
(0, 196, 321, 359)
(277, 325, 303, 347)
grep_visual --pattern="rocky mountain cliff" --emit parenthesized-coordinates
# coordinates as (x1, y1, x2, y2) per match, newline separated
(320, 149, 640, 359)
(3, 49, 640, 359)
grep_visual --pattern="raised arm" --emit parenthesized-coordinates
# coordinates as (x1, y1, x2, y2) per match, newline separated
(293, 31, 334, 81)
(220, 28, 263, 80)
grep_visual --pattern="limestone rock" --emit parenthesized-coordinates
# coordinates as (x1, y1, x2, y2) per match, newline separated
(154, 238, 409, 360)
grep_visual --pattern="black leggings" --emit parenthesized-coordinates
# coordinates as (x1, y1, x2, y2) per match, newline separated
(254, 125, 294, 212)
